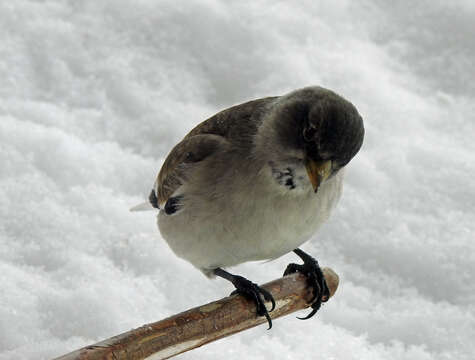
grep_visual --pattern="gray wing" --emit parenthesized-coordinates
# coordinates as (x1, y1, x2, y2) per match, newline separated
(155, 134, 227, 205)
(155, 96, 278, 205)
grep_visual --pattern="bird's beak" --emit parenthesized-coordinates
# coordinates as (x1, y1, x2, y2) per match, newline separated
(305, 158, 332, 193)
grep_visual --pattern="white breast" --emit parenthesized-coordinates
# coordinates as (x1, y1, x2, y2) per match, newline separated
(157, 166, 344, 277)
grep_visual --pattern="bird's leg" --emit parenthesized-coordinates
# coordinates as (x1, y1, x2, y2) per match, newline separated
(213, 268, 276, 329)
(283, 248, 330, 320)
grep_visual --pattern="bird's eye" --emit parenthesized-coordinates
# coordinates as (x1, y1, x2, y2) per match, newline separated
(303, 126, 316, 142)
(184, 152, 194, 162)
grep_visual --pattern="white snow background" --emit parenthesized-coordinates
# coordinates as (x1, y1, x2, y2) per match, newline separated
(1, 1, 474, 359)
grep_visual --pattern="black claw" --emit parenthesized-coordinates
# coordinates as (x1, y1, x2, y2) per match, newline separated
(263, 311, 273, 330)
(298, 290, 323, 320)
(283, 248, 330, 320)
(297, 306, 319, 320)
(214, 268, 275, 329)
(259, 287, 276, 312)
(229, 276, 275, 329)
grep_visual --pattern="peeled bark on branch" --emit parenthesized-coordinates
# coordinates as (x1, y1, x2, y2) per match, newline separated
(54, 268, 339, 360)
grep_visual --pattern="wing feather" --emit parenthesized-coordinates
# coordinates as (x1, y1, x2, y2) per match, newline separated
(155, 96, 277, 205)
(155, 134, 227, 205)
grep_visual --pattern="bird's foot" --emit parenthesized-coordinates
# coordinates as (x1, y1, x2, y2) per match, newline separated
(214, 268, 275, 329)
(283, 248, 330, 320)
(230, 276, 276, 329)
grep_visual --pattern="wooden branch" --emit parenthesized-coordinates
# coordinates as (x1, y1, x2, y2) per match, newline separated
(54, 268, 339, 360)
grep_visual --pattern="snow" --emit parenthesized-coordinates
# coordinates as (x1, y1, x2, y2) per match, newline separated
(1, 1, 474, 359)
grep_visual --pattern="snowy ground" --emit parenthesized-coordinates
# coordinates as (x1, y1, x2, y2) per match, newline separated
(1, 1, 474, 359)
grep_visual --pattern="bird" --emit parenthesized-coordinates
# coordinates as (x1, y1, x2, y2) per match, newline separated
(132, 86, 364, 328)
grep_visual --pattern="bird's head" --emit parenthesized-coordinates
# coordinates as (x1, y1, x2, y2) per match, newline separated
(257, 86, 364, 193)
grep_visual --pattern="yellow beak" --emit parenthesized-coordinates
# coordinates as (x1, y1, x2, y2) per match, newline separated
(305, 159, 332, 193)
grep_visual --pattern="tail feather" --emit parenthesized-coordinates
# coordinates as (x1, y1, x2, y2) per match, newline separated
(130, 201, 157, 212)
